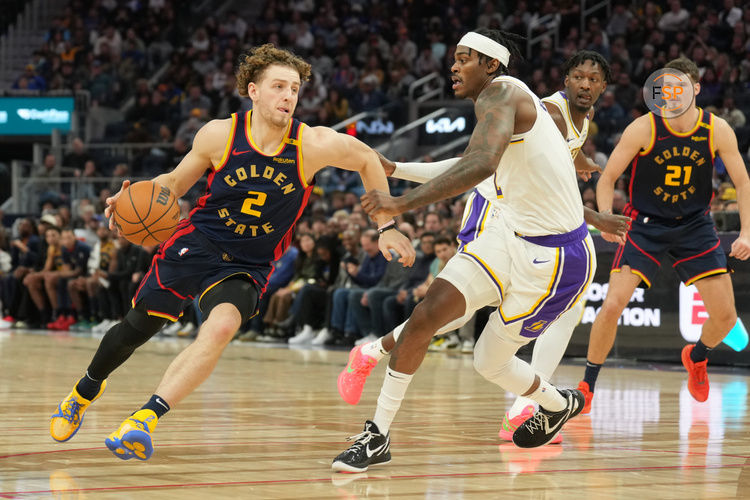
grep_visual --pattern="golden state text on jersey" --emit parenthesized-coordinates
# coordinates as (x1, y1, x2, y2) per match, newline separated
(189, 111, 313, 265)
(626, 109, 715, 220)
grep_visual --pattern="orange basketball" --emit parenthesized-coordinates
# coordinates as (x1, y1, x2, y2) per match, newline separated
(112, 180, 180, 246)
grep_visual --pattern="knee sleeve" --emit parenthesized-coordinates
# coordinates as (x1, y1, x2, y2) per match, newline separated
(87, 303, 168, 379)
(472, 312, 535, 394)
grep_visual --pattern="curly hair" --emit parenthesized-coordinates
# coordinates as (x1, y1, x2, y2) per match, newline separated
(235, 44, 312, 97)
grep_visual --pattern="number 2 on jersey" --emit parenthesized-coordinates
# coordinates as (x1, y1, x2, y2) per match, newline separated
(241, 191, 267, 217)
(664, 165, 692, 187)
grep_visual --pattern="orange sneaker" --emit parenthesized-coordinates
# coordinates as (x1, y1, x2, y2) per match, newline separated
(681, 344, 709, 402)
(337, 345, 378, 405)
(577, 381, 594, 414)
(499, 405, 562, 444)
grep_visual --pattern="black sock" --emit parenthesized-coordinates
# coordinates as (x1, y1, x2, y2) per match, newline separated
(141, 394, 170, 418)
(690, 340, 711, 363)
(75, 371, 103, 400)
(583, 361, 602, 392)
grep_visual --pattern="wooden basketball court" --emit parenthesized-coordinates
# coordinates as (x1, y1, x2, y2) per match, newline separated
(1, 330, 748, 498)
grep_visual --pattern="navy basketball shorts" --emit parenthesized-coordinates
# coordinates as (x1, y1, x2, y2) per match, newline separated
(611, 212, 728, 288)
(132, 224, 268, 322)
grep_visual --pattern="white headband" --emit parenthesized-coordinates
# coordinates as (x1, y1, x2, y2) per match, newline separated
(457, 32, 510, 67)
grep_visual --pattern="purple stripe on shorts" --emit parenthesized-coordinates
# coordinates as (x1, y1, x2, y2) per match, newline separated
(518, 222, 588, 248)
(519, 238, 592, 338)
(458, 190, 488, 246)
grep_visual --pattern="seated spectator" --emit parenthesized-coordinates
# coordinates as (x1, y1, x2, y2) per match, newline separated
(285, 235, 341, 344)
(263, 233, 318, 335)
(328, 229, 387, 346)
(68, 224, 116, 331)
(240, 244, 299, 341)
(0, 219, 40, 328)
(381, 232, 436, 336)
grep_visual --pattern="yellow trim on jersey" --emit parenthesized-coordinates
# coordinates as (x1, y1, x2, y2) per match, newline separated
(493, 171, 504, 199)
(567, 237, 595, 311)
(509, 138, 524, 144)
(296, 123, 309, 188)
(478, 202, 490, 233)
(564, 97, 580, 138)
(499, 247, 562, 323)
(708, 113, 716, 161)
(214, 113, 237, 172)
(663, 108, 703, 137)
(198, 272, 254, 308)
(459, 191, 476, 230)
(640, 113, 657, 156)
(460, 247, 505, 298)
(631, 269, 651, 288)
(685, 268, 727, 286)
(147, 310, 181, 322)
(246, 110, 293, 157)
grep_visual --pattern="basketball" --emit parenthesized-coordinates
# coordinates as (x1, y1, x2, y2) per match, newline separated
(112, 180, 180, 246)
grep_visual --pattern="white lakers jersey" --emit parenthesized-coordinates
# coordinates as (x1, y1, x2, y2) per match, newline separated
(541, 91, 590, 159)
(486, 76, 583, 235)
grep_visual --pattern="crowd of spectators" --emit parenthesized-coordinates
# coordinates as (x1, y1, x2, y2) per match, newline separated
(2, 0, 749, 346)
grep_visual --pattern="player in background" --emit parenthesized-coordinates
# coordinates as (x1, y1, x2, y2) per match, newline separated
(337, 51, 621, 445)
(578, 57, 750, 412)
(49, 44, 414, 461)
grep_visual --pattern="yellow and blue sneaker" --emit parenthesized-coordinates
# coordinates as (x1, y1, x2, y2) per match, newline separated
(50, 380, 107, 442)
(105, 409, 158, 461)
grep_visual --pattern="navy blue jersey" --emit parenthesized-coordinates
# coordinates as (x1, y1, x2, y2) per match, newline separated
(62, 241, 91, 274)
(189, 111, 314, 265)
(625, 109, 715, 220)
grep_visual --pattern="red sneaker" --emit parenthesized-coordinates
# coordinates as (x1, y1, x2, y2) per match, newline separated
(681, 344, 709, 402)
(337, 345, 379, 405)
(577, 381, 594, 414)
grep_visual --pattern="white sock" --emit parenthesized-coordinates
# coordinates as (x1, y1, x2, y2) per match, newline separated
(528, 379, 566, 412)
(361, 336, 387, 361)
(508, 396, 536, 419)
(392, 322, 406, 342)
(372, 367, 413, 434)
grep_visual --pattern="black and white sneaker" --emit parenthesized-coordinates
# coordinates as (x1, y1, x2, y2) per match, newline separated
(512, 389, 585, 448)
(332, 420, 391, 472)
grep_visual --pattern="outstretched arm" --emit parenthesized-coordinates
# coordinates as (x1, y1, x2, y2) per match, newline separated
(303, 127, 416, 266)
(362, 82, 516, 218)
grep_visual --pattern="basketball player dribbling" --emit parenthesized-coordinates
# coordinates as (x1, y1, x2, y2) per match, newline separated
(49, 44, 415, 461)
(578, 57, 750, 412)
(332, 28, 601, 472)
(336, 50, 625, 445)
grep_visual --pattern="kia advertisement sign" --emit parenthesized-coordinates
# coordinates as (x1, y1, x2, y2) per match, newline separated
(417, 102, 475, 146)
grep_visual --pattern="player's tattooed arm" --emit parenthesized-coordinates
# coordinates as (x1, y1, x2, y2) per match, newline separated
(361, 83, 515, 217)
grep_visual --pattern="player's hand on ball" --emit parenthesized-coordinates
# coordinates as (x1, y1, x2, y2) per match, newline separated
(378, 229, 416, 267)
(105, 179, 131, 231)
(361, 190, 405, 219)
(729, 233, 750, 260)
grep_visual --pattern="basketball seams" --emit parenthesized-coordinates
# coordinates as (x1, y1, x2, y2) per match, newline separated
(144, 190, 179, 229)
(126, 182, 162, 244)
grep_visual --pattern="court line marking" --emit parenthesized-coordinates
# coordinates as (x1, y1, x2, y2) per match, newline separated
(1, 463, 746, 496)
